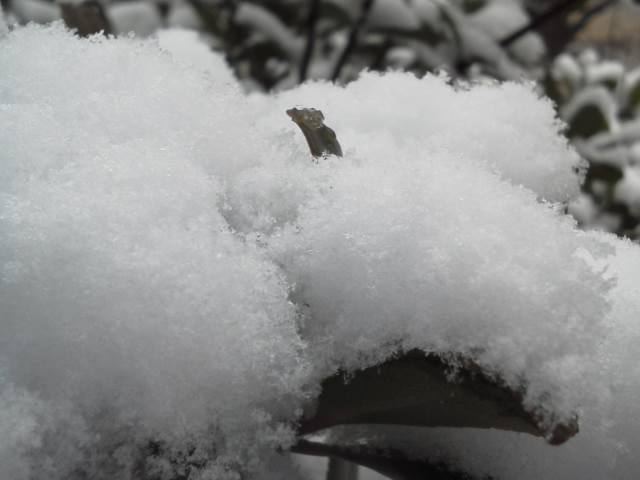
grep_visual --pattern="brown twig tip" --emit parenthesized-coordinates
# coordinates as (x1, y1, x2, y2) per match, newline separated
(287, 107, 343, 159)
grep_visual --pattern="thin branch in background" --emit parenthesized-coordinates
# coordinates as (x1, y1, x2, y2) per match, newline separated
(331, 0, 375, 82)
(299, 0, 321, 83)
(605, 0, 616, 58)
(568, 0, 619, 36)
(370, 37, 393, 71)
(499, 0, 585, 47)
(187, 0, 238, 48)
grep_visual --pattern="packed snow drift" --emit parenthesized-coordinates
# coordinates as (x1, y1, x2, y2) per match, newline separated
(1, 23, 639, 480)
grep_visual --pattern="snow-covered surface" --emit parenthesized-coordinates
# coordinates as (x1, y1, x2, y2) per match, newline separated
(367, 0, 421, 31)
(585, 60, 625, 86)
(108, 1, 162, 37)
(166, 0, 203, 31)
(234, 3, 303, 60)
(408, 0, 439, 28)
(579, 48, 599, 67)
(615, 166, 640, 215)
(552, 53, 583, 87)
(11, 0, 59, 24)
(0, 23, 639, 480)
(328, 232, 640, 480)
(385, 46, 417, 69)
(0, 24, 310, 479)
(568, 192, 598, 225)
(551, 51, 640, 236)
(470, 0, 545, 65)
(438, 3, 528, 81)
(156, 28, 235, 80)
(250, 72, 583, 203)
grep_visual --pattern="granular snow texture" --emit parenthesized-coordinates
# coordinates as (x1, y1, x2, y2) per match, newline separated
(0, 24, 638, 480)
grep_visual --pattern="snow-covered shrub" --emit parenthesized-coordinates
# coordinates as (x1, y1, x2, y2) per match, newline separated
(223, 0, 544, 88)
(548, 50, 640, 240)
(1, 22, 640, 480)
(2, 0, 543, 89)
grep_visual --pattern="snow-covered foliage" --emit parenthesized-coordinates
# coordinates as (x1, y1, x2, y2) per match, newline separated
(1, 23, 639, 480)
(3, 0, 543, 88)
(549, 50, 640, 240)
(1, 24, 310, 480)
(108, 1, 162, 37)
(326, 234, 640, 480)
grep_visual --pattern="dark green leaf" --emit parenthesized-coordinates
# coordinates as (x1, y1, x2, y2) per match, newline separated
(627, 79, 640, 111)
(566, 104, 609, 139)
(298, 351, 578, 446)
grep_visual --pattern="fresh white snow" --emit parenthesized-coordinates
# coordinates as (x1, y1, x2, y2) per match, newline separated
(1, 23, 639, 480)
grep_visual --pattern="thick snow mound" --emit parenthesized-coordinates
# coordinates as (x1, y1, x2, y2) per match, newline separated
(327, 233, 640, 480)
(156, 28, 237, 82)
(266, 150, 611, 416)
(249, 72, 583, 204)
(0, 23, 637, 480)
(0, 23, 309, 479)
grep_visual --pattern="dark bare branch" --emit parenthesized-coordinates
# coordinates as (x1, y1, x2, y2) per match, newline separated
(500, 0, 585, 47)
(331, 0, 375, 82)
(569, 0, 619, 36)
(300, 0, 321, 83)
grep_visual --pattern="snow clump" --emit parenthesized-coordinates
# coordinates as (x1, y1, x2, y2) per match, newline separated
(0, 24, 309, 479)
(325, 232, 640, 480)
(0, 22, 639, 480)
